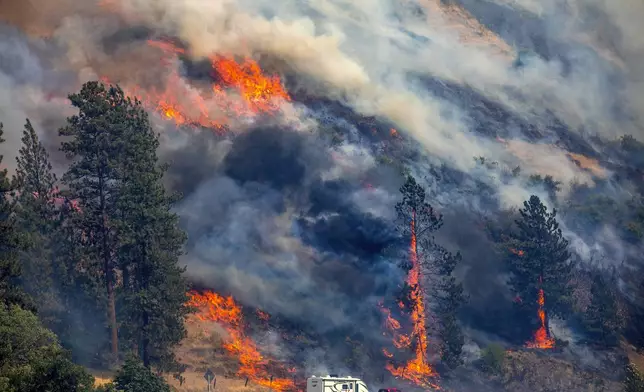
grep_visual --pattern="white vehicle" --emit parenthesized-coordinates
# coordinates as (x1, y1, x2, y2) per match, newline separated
(307, 375, 370, 392)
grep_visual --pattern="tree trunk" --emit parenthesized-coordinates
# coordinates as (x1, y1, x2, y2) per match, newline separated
(142, 311, 150, 368)
(106, 274, 118, 361)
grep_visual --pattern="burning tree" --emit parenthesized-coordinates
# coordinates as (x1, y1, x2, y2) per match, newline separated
(381, 175, 465, 386)
(505, 195, 573, 348)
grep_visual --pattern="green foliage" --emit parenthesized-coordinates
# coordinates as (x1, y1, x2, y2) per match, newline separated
(0, 123, 30, 310)
(108, 85, 190, 370)
(0, 304, 95, 392)
(113, 356, 171, 392)
(480, 343, 506, 374)
(60, 81, 139, 360)
(14, 119, 62, 324)
(505, 195, 574, 325)
(434, 247, 466, 370)
(94, 383, 117, 392)
(624, 363, 644, 392)
(59, 81, 190, 369)
(583, 271, 622, 347)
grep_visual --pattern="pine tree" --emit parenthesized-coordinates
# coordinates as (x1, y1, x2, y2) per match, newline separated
(584, 271, 622, 347)
(506, 195, 573, 338)
(433, 246, 466, 369)
(394, 175, 465, 369)
(14, 119, 61, 320)
(115, 99, 190, 370)
(59, 82, 133, 362)
(0, 122, 30, 309)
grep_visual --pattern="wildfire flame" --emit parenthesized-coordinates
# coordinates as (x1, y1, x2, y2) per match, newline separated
(525, 281, 555, 350)
(104, 40, 290, 131)
(188, 291, 296, 392)
(511, 250, 555, 350)
(381, 211, 439, 389)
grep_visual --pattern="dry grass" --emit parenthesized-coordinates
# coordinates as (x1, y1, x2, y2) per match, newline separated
(89, 317, 268, 392)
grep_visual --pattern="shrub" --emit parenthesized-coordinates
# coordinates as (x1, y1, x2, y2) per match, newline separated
(480, 343, 506, 374)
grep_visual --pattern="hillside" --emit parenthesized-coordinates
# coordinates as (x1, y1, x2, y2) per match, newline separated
(1, 0, 644, 391)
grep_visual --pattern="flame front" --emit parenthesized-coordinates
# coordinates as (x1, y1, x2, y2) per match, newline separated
(381, 211, 439, 389)
(525, 285, 555, 349)
(105, 40, 290, 132)
(188, 291, 296, 392)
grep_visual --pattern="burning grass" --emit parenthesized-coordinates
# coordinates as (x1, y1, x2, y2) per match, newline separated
(187, 291, 298, 392)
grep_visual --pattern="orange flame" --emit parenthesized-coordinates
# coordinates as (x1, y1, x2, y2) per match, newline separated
(188, 291, 296, 391)
(525, 286, 555, 350)
(381, 211, 439, 389)
(31, 190, 81, 212)
(104, 40, 290, 132)
(509, 248, 525, 257)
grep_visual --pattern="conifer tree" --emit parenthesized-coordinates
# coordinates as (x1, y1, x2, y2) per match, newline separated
(433, 245, 465, 369)
(584, 271, 622, 347)
(115, 101, 190, 370)
(395, 175, 465, 370)
(59, 82, 133, 362)
(0, 122, 29, 309)
(506, 195, 573, 337)
(14, 119, 60, 318)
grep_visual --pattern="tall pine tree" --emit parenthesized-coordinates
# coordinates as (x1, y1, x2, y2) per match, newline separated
(395, 175, 465, 370)
(59, 82, 132, 362)
(115, 99, 190, 370)
(584, 270, 622, 347)
(14, 119, 61, 320)
(433, 245, 466, 370)
(0, 122, 30, 309)
(505, 195, 573, 340)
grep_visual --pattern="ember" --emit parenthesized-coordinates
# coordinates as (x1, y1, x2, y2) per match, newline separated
(188, 291, 297, 392)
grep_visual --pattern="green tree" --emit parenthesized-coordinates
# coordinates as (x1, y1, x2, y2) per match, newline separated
(59, 82, 137, 362)
(505, 195, 573, 338)
(114, 99, 190, 370)
(113, 356, 171, 392)
(14, 119, 61, 322)
(0, 123, 29, 309)
(584, 271, 622, 347)
(433, 246, 466, 369)
(0, 304, 95, 392)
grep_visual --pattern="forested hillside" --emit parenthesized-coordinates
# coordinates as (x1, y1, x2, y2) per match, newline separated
(1, 0, 644, 391)
(1, 80, 644, 392)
